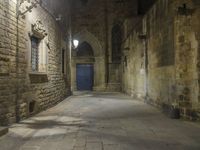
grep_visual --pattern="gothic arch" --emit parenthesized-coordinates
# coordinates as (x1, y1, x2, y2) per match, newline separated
(73, 30, 103, 57)
(77, 41, 94, 57)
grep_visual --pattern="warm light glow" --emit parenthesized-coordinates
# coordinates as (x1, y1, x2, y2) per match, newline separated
(73, 39, 79, 48)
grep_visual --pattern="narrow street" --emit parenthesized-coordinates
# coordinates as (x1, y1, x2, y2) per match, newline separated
(0, 93, 200, 150)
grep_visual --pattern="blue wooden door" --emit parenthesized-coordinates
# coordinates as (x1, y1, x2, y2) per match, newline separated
(76, 64, 94, 91)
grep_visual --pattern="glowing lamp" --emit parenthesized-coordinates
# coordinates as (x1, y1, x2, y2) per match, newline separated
(73, 39, 79, 48)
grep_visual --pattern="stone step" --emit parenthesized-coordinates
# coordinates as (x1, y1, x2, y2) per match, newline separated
(0, 127, 8, 137)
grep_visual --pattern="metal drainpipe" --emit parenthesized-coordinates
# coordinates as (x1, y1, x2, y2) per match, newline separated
(104, 0, 109, 85)
(15, 0, 20, 123)
(68, 0, 73, 94)
(144, 37, 149, 102)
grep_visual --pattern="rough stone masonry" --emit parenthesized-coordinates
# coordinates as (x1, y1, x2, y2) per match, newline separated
(0, 0, 71, 125)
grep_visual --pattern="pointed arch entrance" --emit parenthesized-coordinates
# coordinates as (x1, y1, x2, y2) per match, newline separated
(71, 30, 106, 91)
(76, 42, 94, 91)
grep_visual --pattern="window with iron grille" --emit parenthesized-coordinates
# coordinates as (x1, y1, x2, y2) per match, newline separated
(112, 24, 122, 63)
(62, 49, 65, 74)
(31, 37, 39, 72)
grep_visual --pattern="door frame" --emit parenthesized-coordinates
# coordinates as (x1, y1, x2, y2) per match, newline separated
(76, 63, 94, 91)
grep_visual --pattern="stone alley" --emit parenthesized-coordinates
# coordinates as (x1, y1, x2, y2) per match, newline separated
(0, 93, 200, 150)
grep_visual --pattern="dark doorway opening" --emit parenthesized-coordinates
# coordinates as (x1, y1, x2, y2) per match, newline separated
(29, 101, 36, 114)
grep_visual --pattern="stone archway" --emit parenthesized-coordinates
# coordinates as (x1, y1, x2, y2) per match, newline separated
(71, 30, 106, 91)
(76, 42, 94, 91)
(73, 29, 103, 56)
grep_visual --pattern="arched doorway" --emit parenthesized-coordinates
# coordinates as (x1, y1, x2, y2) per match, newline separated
(71, 30, 105, 92)
(76, 42, 94, 91)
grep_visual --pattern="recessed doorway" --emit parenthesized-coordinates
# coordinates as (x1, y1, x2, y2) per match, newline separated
(76, 64, 94, 91)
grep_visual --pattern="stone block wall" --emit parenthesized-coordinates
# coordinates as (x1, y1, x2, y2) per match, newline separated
(0, 0, 71, 125)
(144, 0, 176, 106)
(71, 0, 106, 91)
(71, 0, 138, 92)
(122, 17, 145, 99)
(122, 0, 200, 119)
(173, 0, 200, 118)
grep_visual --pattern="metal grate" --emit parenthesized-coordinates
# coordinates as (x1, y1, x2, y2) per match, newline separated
(31, 37, 39, 72)
(62, 49, 65, 73)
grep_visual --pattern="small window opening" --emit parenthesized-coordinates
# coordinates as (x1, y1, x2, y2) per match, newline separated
(62, 49, 65, 74)
(31, 37, 40, 72)
(29, 101, 36, 114)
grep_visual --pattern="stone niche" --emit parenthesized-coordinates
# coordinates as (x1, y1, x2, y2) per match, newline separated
(29, 100, 37, 115)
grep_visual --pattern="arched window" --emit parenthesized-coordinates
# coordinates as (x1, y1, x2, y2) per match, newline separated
(77, 42, 94, 57)
(112, 24, 122, 63)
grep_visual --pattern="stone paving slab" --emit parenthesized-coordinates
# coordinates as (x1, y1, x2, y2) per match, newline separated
(0, 92, 200, 150)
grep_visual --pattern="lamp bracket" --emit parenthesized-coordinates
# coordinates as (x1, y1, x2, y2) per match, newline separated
(17, 0, 42, 17)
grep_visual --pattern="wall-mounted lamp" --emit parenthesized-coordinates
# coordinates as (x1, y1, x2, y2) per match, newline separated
(17, 0, 42, 18)
(73, 39, 79, 49)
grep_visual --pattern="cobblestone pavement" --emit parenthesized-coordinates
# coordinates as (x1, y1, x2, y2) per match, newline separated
(0, 92, 200, 150)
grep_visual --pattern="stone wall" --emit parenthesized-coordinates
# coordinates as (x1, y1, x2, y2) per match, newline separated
(0, 0, 71, 125)
(71, 0, 106, 91)
(144, 0, 176, 107)
(71, 0, 138, 92)
(173, 0, 200, 118)
(122, 0, 200, 119)
(122, 17, 145, 99)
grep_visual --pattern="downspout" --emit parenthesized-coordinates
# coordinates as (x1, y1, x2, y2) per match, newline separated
(15, 0, 20, 123)
(104, 0, 109, 85)
(144, 37, 148, 102)
(68, 0, 72, 94)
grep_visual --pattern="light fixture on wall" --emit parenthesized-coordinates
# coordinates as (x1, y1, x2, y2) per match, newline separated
(73, 39, 79, 49)
(17, 0, 42, 18)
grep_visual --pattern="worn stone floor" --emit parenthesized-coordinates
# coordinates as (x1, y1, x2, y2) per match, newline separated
(0, 92, 200, 150)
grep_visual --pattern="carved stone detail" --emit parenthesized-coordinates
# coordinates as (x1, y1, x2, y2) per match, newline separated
(30, 20, 47, 39)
